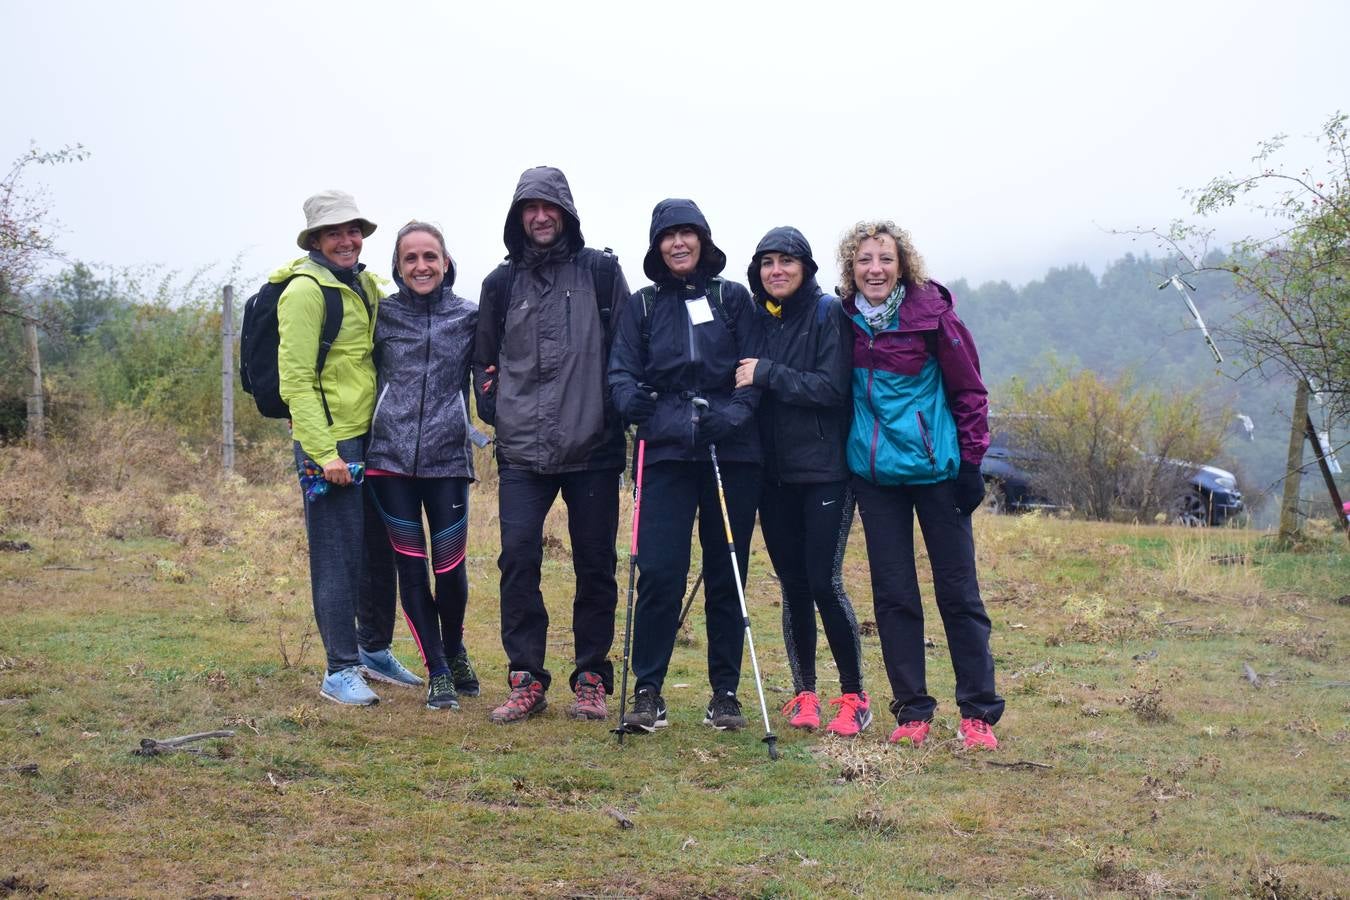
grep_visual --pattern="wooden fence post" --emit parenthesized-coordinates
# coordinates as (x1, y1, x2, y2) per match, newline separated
(221, 285, 235, 472)
(24, 315, 44, 447)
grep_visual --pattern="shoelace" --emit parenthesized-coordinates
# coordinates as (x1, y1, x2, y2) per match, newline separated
(830, 693, 863, 714)
(782, 692, 819, 717)
(964, 719, 991, 736)
(576, 683, 604, 703)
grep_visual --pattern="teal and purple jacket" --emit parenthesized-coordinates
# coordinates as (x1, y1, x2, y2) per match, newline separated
(843, 280, 989, 486)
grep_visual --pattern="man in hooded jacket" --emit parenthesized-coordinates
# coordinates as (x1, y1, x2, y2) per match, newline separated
(473, 166, 631, 724)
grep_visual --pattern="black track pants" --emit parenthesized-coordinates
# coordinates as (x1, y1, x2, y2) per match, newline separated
(630, 460, 762, 696)
(852, 476, 1004, 725)
(759, 480, 863, 695)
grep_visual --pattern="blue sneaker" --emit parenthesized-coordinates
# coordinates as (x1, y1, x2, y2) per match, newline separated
(359, 647, 424, 687)
(320, 666, 379, 706)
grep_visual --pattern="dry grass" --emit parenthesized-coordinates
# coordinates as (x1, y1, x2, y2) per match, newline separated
(0, 437, 1347, 897)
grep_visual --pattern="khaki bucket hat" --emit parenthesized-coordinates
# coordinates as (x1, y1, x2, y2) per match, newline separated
(296, 189, 378, 250)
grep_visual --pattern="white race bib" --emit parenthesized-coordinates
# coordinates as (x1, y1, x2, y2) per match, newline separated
(685, 296, 714, 325)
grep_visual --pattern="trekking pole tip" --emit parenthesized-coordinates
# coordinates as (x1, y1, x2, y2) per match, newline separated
(764, 734, 779, 761)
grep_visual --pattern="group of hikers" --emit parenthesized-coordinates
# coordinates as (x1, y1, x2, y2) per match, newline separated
(272, 166, 1005, 751)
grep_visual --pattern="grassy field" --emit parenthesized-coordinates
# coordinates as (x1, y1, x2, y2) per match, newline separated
(0, 432, 1347, 898)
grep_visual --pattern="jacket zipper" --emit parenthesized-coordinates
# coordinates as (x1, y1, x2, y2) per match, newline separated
(866, 333, 880, 482)
(413, 298, 431, 474)
(565, 290, 572, 344)
(916, 411, 937, 470)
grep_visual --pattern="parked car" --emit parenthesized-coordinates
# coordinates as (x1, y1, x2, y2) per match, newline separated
(979, 429, 1244, 526)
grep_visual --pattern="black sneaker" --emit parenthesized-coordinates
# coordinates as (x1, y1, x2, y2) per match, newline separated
(426, 673, 460, 710)
(622, 688, 668, 733)
(449, 647, 480, 697)
(704, 690, 747, 731)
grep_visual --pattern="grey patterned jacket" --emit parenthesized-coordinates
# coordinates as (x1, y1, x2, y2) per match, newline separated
(367, 278, 478, 479)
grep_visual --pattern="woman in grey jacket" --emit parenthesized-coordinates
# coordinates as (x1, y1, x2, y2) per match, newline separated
(366, 221, 480, 710)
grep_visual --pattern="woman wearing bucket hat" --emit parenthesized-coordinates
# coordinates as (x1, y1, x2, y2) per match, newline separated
(608, 198, 764, 734)
(364, 221, 481, 711)
(837, 220, 1004, 750)
(274, 189, 423, 706)
(735, 226, 869, 737)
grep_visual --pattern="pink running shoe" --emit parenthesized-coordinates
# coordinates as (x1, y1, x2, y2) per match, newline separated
(825, 692, 872, 737)
(888, 720, 931, 746)
(781, 690, 821, 730)
(958, 717, 998, 750)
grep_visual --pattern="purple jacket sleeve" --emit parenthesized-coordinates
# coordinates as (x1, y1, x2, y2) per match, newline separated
(935, 311, 990, 466)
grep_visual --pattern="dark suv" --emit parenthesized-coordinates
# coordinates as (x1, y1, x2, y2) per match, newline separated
(979, 429, 1244, 526)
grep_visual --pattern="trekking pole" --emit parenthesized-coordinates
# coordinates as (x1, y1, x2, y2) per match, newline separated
(693, 400, 779, 761)
(676, 569, 703, 631)
(613, 437, 646, 743)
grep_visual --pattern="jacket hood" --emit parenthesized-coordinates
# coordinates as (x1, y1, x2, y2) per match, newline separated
(643, 198, 727, 282)
(747, 225, 822, 307)
(843, 279, 954, 330)
(389, 241, 457, 296)
(503, 166, 583, 259)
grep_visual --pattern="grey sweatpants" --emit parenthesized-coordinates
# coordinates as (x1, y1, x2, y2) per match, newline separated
(294, 435, 397, 673)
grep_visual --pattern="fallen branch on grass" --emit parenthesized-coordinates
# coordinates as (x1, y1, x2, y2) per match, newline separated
(133, 730, 235, 756)
(984, 760, 1053, 770)
(41, 565, 95, 572)
(1162, 617, 1195, 627)
(6, 762, 39, 776)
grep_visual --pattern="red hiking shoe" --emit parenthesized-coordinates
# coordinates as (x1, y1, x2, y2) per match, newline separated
(825, 691, 872, 737)
(781, 690, 821, 730)
(568, 672, 608, 720)
(489, 671, 547, 724)
(888, 720, 931, 747)
(958, 717, 998, 750)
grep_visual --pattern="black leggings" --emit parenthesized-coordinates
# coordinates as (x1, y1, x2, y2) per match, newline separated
(759, 480, 863, 695)
(367, 475, 470, 676)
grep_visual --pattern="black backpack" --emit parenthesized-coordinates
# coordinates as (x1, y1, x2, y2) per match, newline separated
(239, 274, 344, 423)
(634, 276, 735, 362)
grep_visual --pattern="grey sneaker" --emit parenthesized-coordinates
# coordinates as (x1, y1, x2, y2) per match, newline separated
(319, 666, 379, 706)
(704, 691, 747, 731)
(359, 647, 424, 687)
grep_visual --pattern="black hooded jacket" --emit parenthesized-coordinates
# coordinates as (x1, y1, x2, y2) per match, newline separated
(367, 248, 478, 479)
(609, 199, 762, 465)
(472, 166, 631, 473)
(746, 226, 851, 483)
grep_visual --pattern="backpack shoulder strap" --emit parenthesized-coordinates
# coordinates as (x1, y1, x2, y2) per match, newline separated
(706, 276, 735, 336)
(588, 247, 619, 342)
(484, 257, 514, 336)
(637, 285, 657, 364)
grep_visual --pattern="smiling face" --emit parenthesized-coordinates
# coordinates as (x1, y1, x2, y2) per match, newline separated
(759, 251, 805, 301)
(659, 227, 702, 277)
(520, 200, 564, 248)
(853, 234, 901, 304)
(397, 230, 449, 296)
(312, 221, 364, 269)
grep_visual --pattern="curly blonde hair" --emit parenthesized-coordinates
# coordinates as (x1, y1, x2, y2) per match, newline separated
(836, 220, 928, 300)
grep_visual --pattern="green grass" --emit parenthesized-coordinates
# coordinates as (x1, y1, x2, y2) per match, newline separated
(0, 477, 1347, 897)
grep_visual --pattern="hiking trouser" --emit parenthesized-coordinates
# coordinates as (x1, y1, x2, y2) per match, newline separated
(497, 466, 620, 694)
(852, 475, 1004, 725)
(631, 460, 762, 696)
(294, 435, 397, 675)
(367, 474, 471, 676)
(759, 479, 863, 696)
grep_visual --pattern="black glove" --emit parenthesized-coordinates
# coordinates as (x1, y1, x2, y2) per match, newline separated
(696, 406, 735, 445)
(623, 390, 658, 426)
(953, 462, 986, 515)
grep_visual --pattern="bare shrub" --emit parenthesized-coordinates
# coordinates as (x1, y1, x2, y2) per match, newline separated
(1001, 368, 1226, 522)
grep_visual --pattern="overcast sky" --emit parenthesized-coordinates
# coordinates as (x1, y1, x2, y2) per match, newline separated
(6, 0, 1348, 298)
